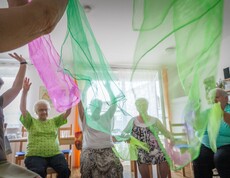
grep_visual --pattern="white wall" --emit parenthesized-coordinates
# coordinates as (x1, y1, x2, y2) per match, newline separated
(218, 0, 230, 80)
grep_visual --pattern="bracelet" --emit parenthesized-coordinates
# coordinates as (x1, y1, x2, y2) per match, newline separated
(20, 61, 27, 65)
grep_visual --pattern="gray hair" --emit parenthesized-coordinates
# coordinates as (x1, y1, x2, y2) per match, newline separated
(209, 88, 228, 98)
(34, 99, 51, 113)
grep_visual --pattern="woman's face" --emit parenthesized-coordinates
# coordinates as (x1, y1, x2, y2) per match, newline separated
(135, 99, 148, 113)
(36, 103, 49, 121)
(214, 91, 228, 109)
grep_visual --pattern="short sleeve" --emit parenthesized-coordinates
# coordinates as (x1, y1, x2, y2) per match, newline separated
(20, 112, 33, 129)
(53, 114, 67, 128)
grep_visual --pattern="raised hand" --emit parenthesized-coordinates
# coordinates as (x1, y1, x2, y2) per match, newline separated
(23, 77, 32, 92)
(8, 53, 27, 63)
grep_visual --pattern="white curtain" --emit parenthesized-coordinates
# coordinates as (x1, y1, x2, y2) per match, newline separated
(112, 68, 163, 131)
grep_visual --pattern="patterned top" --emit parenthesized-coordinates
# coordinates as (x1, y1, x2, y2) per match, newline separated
(132, 117, 166, 164)
(20, 112, 67, 157)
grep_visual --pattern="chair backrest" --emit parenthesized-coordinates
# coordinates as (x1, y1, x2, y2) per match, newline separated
(169, 122, 187, 138)
(19, 126, 27, 151)
(58, 124, 73, 168)
(58, 124, 73, 145)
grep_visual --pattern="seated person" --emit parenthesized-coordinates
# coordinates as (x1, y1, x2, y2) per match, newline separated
(130, 98, 173, 178)
(193, 88, 230, 178)
(20, 78, 71, 178)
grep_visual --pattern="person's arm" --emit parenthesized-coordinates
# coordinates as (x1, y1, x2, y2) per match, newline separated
(0, 0, 68, 52)
(2, 53, 27, 108)
(155, 119, 174, 140)
(105, 81, 115, 103)
(20, 78, 31, 117)
(78, 100, 85, 123)
(223, 112, 230, 125)
(104, 81, 117, 117)
(62, 108, 72, 120)
(7, 0, 28, 7)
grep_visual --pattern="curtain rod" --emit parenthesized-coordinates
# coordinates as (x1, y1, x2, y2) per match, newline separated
(110, 65, 161, 70)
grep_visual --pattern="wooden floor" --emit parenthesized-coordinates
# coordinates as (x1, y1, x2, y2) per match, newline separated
(68, 163, 194, 178)
(46, 163, 220, 178)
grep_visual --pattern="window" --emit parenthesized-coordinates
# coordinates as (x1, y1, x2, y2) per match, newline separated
(112, 69, 163, 131)
(85, 68, 164, 132)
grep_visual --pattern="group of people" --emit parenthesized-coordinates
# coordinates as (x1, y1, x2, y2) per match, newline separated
(1, 1, 230, 178)
(76, 86, 230, 178)
(74, 80, 173, 178)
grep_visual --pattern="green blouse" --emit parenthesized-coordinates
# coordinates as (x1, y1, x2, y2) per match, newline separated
(20, 112, 67, 157)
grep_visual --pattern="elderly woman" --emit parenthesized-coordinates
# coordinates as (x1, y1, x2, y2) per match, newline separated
(20, 78, 71, 178)
(193, 88, 230, 178)
(131, 98, 173, 178)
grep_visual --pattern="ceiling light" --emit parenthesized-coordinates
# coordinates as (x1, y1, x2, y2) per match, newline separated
(83, 5, 92, 13)
(165, 46, 176, 53)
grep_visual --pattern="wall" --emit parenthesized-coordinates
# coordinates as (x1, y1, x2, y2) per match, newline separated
(218, 1, 230, 80)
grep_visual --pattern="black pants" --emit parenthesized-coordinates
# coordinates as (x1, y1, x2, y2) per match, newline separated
(25, 153, 71, 178)
(193, 144, 230, 178)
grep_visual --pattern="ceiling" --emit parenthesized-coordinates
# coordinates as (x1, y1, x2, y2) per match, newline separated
(0, 0, 229, 68)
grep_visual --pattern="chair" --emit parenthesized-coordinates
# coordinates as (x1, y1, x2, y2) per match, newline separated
(58, 124, 73, 168)
(130, 160, 171, 178)
(47, 126, 75, 178)
(169, 122, 194, 178)
(46, 167, 57, 178)
(15, 126, 27, 165)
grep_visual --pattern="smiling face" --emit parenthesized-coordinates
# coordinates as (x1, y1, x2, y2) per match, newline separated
(34, 100, 50, 121)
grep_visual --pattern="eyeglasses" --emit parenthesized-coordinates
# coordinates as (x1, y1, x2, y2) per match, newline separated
(38, 108, 48, 113)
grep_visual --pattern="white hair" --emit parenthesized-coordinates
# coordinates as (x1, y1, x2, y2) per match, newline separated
(34, 99, 51, 113)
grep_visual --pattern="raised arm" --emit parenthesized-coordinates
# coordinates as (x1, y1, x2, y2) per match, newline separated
(62, 108, 72, 120)
(20, 78, 31, 117)
(0, 0, 68, 52)
(104, 81, 117, 118)
(105, 81, 115, 103)
(2, 53, 27, 108)
(78, 100, 85, 123)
